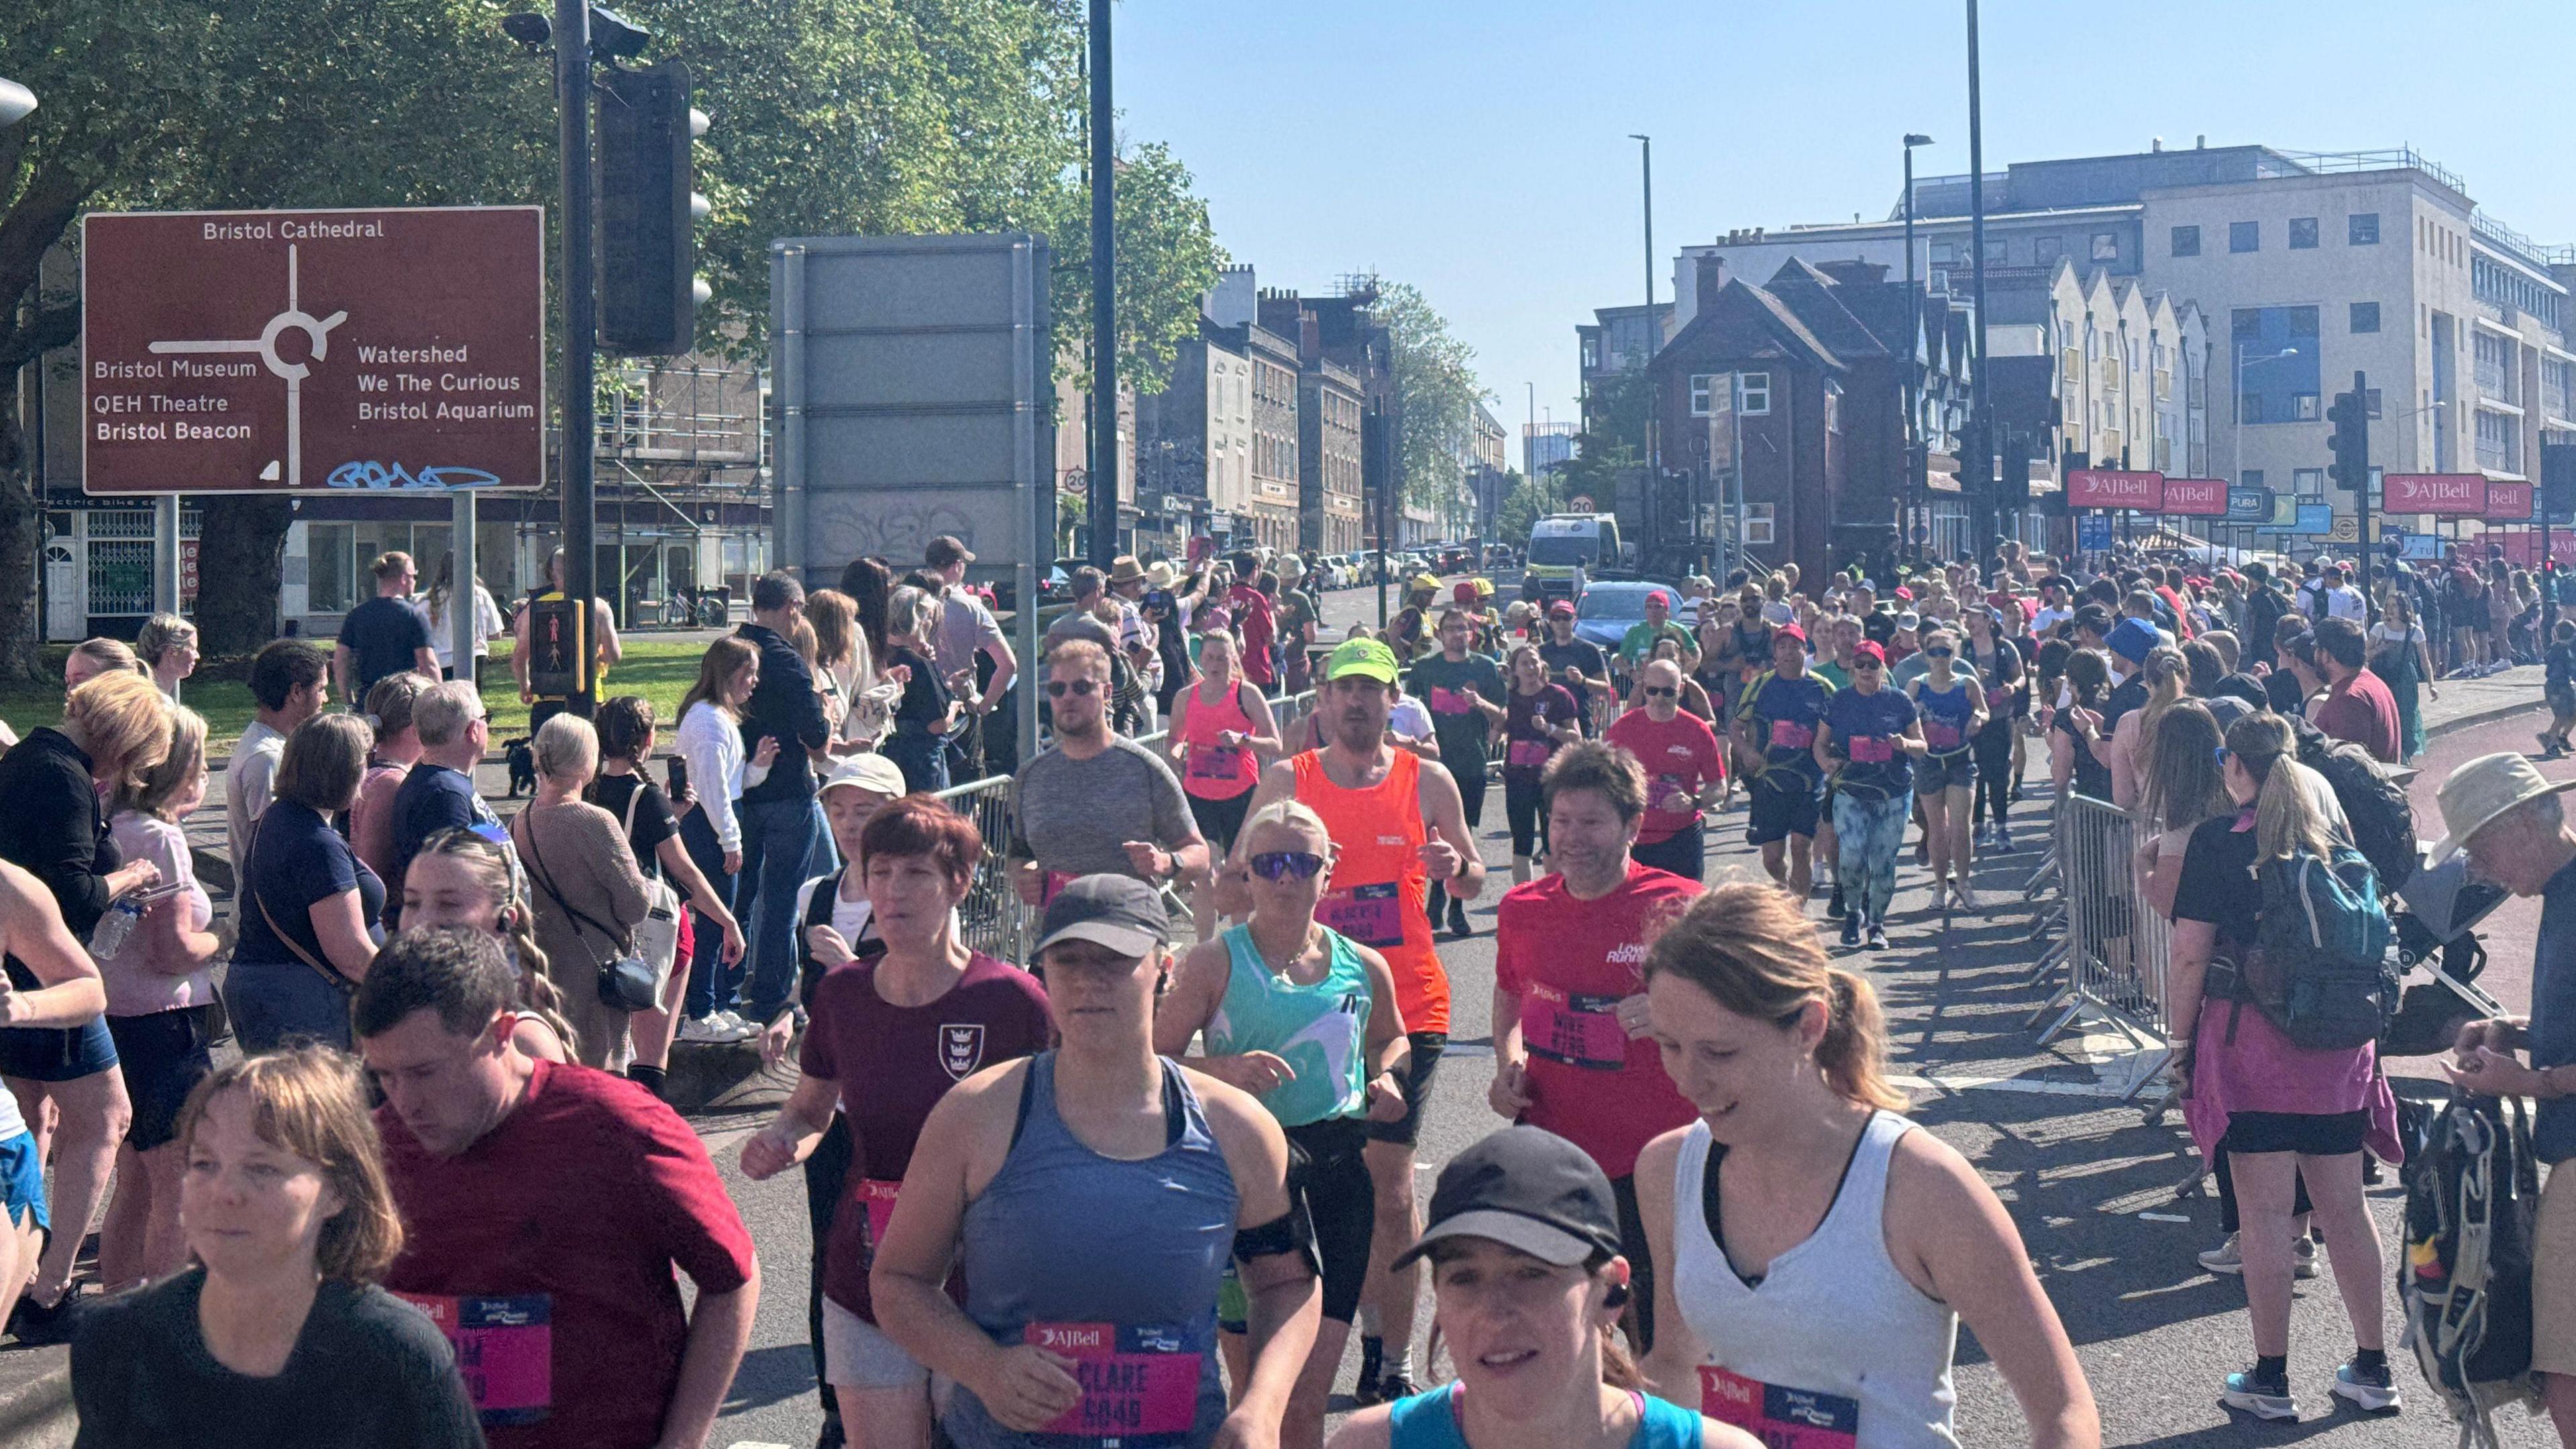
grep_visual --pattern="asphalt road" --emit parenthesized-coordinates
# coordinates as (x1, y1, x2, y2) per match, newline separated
(694, 591, 2561, 1448)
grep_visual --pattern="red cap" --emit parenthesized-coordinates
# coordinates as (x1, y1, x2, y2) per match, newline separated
(1774, 623, 1807, 646)
(1894, 586, 1914, 600)
(1548, 600, 1575, 617)
(1646, 589, 1671, 606)
(1454, 582, 1479, 604)
(1852, 641, 1887, 665)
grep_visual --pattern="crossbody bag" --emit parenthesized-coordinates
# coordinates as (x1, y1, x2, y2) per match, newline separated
(621, 784, 684, 991)
(511, 808, 659, 1012)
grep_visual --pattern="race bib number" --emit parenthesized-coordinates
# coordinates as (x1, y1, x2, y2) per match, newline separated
(1700, 1365, 1860, 1449)
(1768, 719, 1815, 751)
(1185, 744, 1242, 782)
(1847, 735, 1896, 765)
(1521, 984, 1629, 1069)
(1320, 883, 1407, 949)
(1429, 685, 1473, 715)
(1984, 684, 2014, 712)
(859, 1177, 904, 1248)
(397, 1293, 552, 1426)
(1028, 1322, 1204, 1441)
(1507, 738, 1554, 769)
(1922, 720, 1962, 751)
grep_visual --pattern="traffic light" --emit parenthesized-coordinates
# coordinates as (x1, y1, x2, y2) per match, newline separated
(2325, 388, 2370, 492)
(596, 61, 709, 356)
(1957, 419, 1991, 494)
(1994, 429, 2031, 507)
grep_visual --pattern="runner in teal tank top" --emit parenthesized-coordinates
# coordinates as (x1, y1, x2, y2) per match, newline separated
(1327, 1126, 1754, 1449)
(1160, 800, 1413, 1449)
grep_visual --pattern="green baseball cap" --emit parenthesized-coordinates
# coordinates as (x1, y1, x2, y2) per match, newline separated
(1325, 637, 1400, 684)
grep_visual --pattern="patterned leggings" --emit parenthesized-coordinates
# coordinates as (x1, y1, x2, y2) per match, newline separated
(1833, 788, 1914, 922)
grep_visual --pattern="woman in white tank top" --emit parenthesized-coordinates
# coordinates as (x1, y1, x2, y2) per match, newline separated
(1629, 883, 2102, 1449)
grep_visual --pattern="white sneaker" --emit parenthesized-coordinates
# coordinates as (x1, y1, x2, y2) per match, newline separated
(679, 1014, 756, 1045)
(2198, 1233, 2317, 1279)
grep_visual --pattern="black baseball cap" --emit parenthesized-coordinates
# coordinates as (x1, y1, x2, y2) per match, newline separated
(1033, 874, 1171, 959)
(1391, 1126, 1624, 1271)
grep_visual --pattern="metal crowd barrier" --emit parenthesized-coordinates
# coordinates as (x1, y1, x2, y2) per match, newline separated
(2027, 792, 2174, 1102)
(930, 686, 1322, 963)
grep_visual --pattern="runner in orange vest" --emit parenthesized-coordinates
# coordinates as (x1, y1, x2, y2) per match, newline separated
(1227, 635, 1483, 1408)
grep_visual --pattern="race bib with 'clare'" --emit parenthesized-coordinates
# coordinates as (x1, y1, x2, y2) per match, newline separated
(1028, 1321, 1204, 1442)
(1700, 1365, 1860, 1449)
(1521, 983, 1630, 1069)
(396, 1292, 552, 1427)
(1846, 735, 1896, 764)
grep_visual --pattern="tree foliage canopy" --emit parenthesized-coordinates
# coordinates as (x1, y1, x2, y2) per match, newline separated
(1350, 274, 1488, 514)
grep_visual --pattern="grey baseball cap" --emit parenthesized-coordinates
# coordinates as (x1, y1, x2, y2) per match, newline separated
(1032, 874, 1171, 959)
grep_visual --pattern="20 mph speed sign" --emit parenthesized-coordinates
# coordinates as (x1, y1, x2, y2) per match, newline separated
(80, 207, 547, 495)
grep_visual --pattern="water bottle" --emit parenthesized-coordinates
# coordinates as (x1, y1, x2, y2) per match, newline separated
(90, 898, 144, 959)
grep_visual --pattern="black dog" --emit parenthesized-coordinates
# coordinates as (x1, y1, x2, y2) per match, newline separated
(503, 737, 537, 798)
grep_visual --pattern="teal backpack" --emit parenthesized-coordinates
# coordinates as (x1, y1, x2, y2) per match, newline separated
(2231, 844, 2398, 1051)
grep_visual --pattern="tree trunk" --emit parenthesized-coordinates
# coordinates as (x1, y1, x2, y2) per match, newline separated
(195, 494, 294, 654)
(0, 409, 46, 684)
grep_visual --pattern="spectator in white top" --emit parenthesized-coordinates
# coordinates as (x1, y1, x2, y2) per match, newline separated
(423, 551, 506, 690)
(674, 636, 776, 1042)
(2319, 563, 2369, 623)
(924, 534, 1016, 776)
(226, 641, 331, 888)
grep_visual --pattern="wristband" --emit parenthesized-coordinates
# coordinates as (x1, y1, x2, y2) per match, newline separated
(1452, 854, 1472, 881)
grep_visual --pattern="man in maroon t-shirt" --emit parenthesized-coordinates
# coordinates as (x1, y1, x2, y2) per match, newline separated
(1228, 552, 1280, 692)
(356, 929, 759, 1449)
(1603, 658, 1725, 881)
(2309, 616, 2402, 763)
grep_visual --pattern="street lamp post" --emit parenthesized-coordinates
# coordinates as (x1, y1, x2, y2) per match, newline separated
(1903, 133, 1933, 565)
(553, 0, 599, 719)
(1965, 0, 1991, 559)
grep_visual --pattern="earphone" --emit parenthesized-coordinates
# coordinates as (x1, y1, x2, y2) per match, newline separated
(1603, 1282, 1631, 1311)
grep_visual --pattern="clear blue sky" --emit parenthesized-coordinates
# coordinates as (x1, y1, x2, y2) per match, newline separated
(1118, 0, 2576, 457)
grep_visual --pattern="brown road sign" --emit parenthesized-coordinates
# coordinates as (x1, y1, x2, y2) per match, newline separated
(81, 207, 547, 495)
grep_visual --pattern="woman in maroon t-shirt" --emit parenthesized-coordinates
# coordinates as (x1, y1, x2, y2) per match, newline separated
(741, 797, 1051, 1449)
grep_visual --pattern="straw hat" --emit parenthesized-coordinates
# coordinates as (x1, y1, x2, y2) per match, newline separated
(2428, 751, 2576, 863)
(1145, 560, 1177, 590)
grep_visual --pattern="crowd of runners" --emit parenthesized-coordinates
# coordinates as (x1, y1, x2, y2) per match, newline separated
(0, 531, 2563, 1447)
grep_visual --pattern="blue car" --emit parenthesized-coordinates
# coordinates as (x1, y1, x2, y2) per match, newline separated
(1573, 581, 1700, 653)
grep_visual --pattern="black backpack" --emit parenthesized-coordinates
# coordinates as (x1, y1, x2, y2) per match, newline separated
(2400, 1091, 2540, 1434)
(2291, 718, 2418, 892)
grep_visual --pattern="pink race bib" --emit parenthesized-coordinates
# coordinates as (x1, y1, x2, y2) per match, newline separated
(1847, 735, 1896, 764)
(1922, 720, 1962, 750)
(1028, 1322, 1205, 1438)
(1985, 684, 2013, 711)
(1320, 883, 1407, 949)
(1701, 1366, 1860, 1449)
(398, 1293, 552, 1426)
(1768, 719, 1815, 751)
(1521, 984, 1630, 1069)
(1507, 738, 1554, 769)
(1429, 686, 1472, 715)
(1185, 744, 1243, 782)
(859, 1177, 903, 1246)
(1041, 870, 1077, 905)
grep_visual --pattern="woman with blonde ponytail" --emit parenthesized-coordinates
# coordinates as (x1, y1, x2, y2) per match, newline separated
(2110, 645, 2189, 811)
(1631, 882, 2099, 1448)
(394, 826, 578, 1064)
(2165, 711, 2400, 1419)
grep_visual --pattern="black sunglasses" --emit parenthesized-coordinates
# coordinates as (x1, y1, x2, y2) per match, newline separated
(1644, 686, 1678, 698)
(1044, 679, 1100, 698)
(1925, 647, 1953, 659)
(1248, 851, 1326, 881)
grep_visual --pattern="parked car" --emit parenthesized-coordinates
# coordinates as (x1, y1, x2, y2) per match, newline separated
(1572, 581, 1701, 655)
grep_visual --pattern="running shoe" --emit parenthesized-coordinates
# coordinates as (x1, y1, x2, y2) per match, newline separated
(1992, 823, 2017, 854)
(1866, 922, 1890, 951)
(1375, 1368, 1420, 1403)
(678, 1013, 756, 1045)
(2220, 1369, 2297, 1421)
(2330, 1358, 2402, 1413)
(5, 1288, 86, 1348)
(1448, 898, 1472, 939)
(1841, 914, 1862, 948)
(1827, 884, 1847, 920)
(2197, 1234, 2317, 1279)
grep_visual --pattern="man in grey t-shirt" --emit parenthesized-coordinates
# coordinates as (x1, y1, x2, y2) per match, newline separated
(227, 640, 331, 884)
(927, 533, 1017, 779)
(1008, 637, 1206, 906)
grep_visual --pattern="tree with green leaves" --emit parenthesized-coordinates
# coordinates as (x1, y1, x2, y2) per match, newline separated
(1493, 470, 1560, 549)
(1352, 274, 1489, 516)
(1, 0, 1220, 668)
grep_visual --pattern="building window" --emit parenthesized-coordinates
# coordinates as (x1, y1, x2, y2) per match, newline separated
(2091, 232, 2118, 262)
(2034, 235, 2061, 266)
(2294, 392, 2320, 421)
(1980, 239, 2008, 266)
(307, 523, 356, 613)
(2350, 301, 2380, 333)
(2349, 213, 2379, 246)
(1688, 374, 1717, 416)
(1930, 241, 1956, 265)
(1928, 268, 1949, 294)
(1744, 503, 1776, 547)
(1739, 372, 1771, 415)
(2229, 221, 2260, 254)
(2295, 468, 2324, 500)
(2170, 225, 2200, 258)
(2289, 217, 2319, 250)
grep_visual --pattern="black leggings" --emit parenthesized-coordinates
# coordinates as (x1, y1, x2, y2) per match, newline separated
(1970, 720, 2015, 826)
(1430, 759, 1488, 920)
(1285, 1118, 1377, 1322)
(804, 1112, 855, 1435)
(1504, 775, 1549, 858)
(2212, 1148, 2313, 1234)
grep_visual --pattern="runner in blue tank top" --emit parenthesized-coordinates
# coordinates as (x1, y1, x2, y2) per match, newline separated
(1327, 1126, 1756, 1449)
(1159, 800, 1415, 1446)
(1905, 629, 1988, 914)
(873, 874, 1322, 1449)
